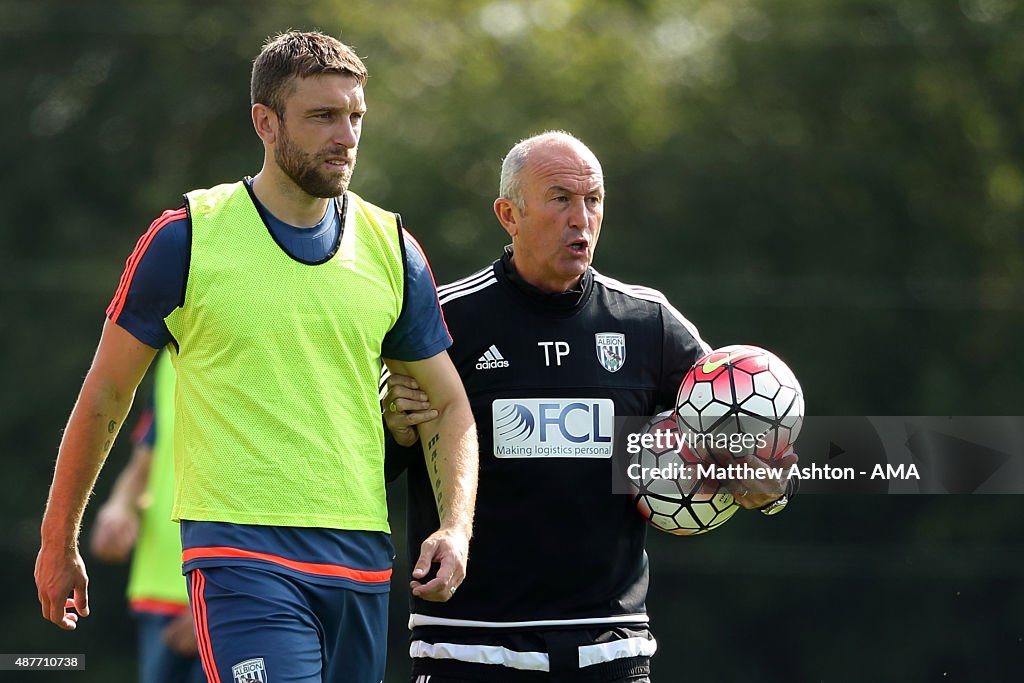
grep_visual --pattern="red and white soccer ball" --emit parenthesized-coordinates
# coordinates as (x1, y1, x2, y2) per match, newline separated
(675, 344, 804, 462)
(629, 411, 739, 535)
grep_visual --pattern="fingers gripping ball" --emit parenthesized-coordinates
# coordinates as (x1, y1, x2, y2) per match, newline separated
(675, 345, 804, 463)
(628, 411, 738, 536)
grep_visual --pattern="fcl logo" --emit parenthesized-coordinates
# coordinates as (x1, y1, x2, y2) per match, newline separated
(232, 658, 267, 683)
(595, 333, 626, 373)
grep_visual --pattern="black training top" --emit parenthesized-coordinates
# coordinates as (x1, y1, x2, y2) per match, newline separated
(399, 247, 710, 633)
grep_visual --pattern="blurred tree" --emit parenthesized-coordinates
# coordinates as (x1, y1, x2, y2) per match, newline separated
(2, 0, 1022, 680)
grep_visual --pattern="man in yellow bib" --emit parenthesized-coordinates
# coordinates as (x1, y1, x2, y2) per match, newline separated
(35, 31, 478, 683)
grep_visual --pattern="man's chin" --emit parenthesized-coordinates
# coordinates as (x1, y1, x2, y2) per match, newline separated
(303, 177, 350, 199)
(551, 265, 590, 290)
(560, 258, 592, 276)
(311, 185, 348, 199)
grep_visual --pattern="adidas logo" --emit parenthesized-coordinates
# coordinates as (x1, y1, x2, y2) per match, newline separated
(475, 345, 510, 370)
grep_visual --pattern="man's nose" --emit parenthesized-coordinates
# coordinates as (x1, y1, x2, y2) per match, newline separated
(568, 197, 589, 231)
(334, 120, 358, 149)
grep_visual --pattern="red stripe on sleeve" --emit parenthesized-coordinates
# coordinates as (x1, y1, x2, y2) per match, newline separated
(108, 207, 184, 314)
(402, 228, 451, 337)
(106, 208, 187, 323)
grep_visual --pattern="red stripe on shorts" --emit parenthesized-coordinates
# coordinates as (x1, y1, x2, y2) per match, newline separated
(190, 570, 221, 683)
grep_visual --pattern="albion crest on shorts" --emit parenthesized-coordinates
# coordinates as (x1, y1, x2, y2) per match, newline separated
(232, 658, 267, 683)
(595, 332, 626, 372)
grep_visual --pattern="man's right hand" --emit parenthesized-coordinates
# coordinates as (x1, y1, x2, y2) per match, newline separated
(34, 543, 89, 630)
(383, 373, 437, 447)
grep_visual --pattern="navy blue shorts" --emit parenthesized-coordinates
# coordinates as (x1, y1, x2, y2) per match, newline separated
(187, 566, 387, 683)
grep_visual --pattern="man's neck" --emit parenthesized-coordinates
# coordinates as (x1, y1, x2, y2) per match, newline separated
(250, 168, 332, 228)
(509, 256, 582, 294)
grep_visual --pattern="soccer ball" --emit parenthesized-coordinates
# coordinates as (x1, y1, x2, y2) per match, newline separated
(628, 410, 739, 535)
(675, 344, 804, 462)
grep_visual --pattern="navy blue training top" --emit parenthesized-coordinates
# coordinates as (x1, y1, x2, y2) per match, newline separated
(106, 180, 451, 590)
(109, 179, 450, 361)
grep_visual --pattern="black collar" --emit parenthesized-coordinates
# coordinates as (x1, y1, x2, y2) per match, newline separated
(498, 245, 593, 312)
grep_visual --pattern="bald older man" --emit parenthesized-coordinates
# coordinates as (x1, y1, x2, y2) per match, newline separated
(385, 131, 790, 683)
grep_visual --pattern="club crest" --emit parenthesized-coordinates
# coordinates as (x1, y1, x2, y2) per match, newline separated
(232, 658, 267, 683)
(595, 332, 626, 373)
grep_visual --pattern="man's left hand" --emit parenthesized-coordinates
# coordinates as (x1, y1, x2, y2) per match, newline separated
(410, 526, 469, 603)
(714, 448, 798, 510)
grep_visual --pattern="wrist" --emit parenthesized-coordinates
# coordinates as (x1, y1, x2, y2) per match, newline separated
(39, 529, 79, 554)
(438, 521, 472, 540)
(757, 495, 788, 516)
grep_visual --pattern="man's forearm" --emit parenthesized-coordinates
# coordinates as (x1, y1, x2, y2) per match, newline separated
(420, 405, 478, 535)
(41, 377, 137, 548)
(37, 320, 156, 628)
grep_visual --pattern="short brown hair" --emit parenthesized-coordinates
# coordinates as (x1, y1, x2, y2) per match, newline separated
(251, 30, 368, 117)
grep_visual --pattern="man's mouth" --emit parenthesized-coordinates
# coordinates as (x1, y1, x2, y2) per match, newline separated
(568, 239, 589, 254)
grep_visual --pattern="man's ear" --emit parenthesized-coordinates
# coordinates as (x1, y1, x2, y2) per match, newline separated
(252, 103, 280, 145)
(494, 197, 519, 238)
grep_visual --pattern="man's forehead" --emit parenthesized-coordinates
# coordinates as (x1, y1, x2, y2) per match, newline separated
(538, 168, 604, 195)
(544, 177, 605, 195)
(527, 144, 603, 191)
(288, 73, 365, 106)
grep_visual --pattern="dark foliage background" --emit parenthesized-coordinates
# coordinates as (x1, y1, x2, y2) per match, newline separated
(2, 1, 1022, 680)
